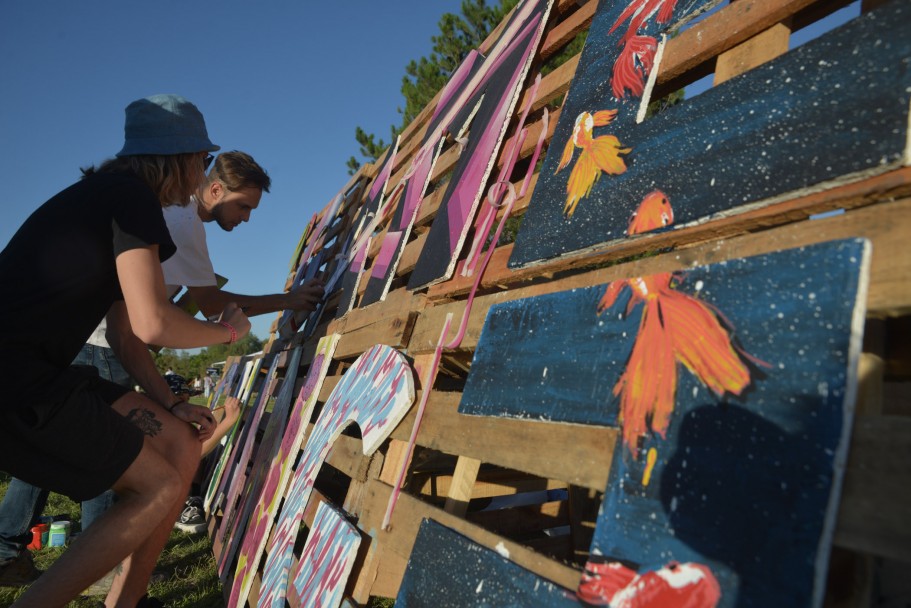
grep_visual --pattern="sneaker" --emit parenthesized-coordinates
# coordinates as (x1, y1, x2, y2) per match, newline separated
(0, 551, 42, 587)
(174, 496, 207, 534)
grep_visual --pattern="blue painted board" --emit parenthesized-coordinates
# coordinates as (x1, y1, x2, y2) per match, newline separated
(462, 239, 869, 431)
(510, 1, 911, 267)
(396, 519, 578, 607)
(462, 238, 870, 607)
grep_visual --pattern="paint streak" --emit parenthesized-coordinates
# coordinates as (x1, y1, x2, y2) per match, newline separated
(642, 446, 658, 486)
(556, 110, 631, 217)
(612, 35, 658, 99)
(609, 0, 679, 44)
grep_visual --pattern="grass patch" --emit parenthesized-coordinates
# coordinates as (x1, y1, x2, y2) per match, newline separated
(0, 473, 223, 608)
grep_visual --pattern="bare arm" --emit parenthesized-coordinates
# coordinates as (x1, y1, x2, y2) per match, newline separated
(116, 246, 251, 348)
(105, 300, 216, 441)
(105, 301, 175, 408)
(188, 278, 324, 319)
(200, 396, 242, 457)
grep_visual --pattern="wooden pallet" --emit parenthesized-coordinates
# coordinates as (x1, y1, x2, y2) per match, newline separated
(208, 1, 911, 605)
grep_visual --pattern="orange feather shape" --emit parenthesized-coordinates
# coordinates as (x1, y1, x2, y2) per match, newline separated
(599, 192, 757, 457)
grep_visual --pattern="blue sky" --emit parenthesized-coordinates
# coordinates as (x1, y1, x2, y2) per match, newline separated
(0, 1, 860, 344)
(0, 1, 462, 341)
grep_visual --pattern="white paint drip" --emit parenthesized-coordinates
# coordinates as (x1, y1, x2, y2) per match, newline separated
(494, 542, 510, 559)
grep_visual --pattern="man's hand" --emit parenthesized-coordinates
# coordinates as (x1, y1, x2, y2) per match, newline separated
(285, 279, 324, 312)
(170, 401, 217, 442)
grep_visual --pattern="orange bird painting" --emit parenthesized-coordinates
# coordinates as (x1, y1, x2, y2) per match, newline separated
(556, 110, 631, 218)
(599, 191, 766, 459)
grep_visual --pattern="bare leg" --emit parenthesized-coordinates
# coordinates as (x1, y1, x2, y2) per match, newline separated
(103, 394, 202, 608)
(11, 393, 200, 608)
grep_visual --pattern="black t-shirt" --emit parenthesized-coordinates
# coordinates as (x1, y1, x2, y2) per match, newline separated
(0, 171, 176, 393)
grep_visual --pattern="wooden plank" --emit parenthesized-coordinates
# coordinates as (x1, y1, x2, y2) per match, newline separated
(833, 415, 911, 562)
(443, 456, 481, 517)
(658, 0, 819, 90)
(713, 21, 791, 86)
(422, 193, 911, 319)
(333, 310, 416, 360)
(389, 391, 617, 491)
(414, 469, 566, 500)
(358, 479, 582, 596)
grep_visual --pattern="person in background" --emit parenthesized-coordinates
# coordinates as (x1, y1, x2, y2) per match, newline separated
(0, 93, 249, 608)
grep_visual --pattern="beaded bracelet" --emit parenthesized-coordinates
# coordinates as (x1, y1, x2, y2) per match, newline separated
(219, 320, 237, 344)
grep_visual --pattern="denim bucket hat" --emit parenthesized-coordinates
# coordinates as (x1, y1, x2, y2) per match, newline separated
(116, 94, 220, 157)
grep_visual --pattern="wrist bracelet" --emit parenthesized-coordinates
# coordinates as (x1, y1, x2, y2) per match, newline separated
(166, 399, 182, 413)
(219, 320, 237, 344)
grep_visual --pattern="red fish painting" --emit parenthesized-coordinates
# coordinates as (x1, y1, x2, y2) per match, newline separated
(610, 0, 679, 44)
(556, 110, 631, 217)
(578, 559, 721, 608)
(599, 191, 763, 456)
(612, 35, 658, 99)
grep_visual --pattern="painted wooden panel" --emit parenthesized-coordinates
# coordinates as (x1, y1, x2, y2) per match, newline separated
(206, 356, 279, 515)
(336, 141, 400, 319)
(229, 334, 340, 608)
(396, 519, 578, 607)
(203, 358, 261, 512)
(405, 0, 553, 291)
(509, 0, 911, 268)
(360, 0, 553, 304)
(256, 345, 415, 608)
(215, 346, 303, 577)
(288, 501, 361, 608)
(461, 238, 871, 606)
(277, 190, 346, 340)
(463, 238, 869, 429)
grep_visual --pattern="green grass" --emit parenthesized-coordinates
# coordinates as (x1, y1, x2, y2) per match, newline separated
(0, 474, 224, 608)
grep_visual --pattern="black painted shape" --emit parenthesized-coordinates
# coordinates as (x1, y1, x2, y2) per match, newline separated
(396, 519, 579, 607)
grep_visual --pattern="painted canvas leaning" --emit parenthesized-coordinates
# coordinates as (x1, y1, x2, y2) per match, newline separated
(461, 238, 871, 606)
(509, 0, 911, 268)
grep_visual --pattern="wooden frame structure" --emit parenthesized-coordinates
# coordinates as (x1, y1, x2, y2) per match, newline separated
(206, 0, 911, 605)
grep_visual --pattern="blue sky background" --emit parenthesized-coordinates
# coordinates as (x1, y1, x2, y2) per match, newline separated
(0, 1, 462, 341)
(0, 1, 859, 345)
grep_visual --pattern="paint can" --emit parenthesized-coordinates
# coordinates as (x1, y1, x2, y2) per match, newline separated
(48, 521, 70, 547)
(27, 523, 48, 550)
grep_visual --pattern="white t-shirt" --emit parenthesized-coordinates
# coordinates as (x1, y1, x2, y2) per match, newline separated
(86, 196, 217, 347)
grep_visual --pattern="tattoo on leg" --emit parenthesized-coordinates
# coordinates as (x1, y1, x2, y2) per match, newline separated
(126, 408, 163, 437)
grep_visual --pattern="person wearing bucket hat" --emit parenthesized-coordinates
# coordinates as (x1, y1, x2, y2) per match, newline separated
(0, 94, 251, 608)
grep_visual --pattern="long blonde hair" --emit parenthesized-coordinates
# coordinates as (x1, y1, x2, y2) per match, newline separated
(82, 153, 206, 206)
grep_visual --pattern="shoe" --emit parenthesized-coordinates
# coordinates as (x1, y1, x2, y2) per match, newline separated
(84, 567, 168, 596)
(174, 496, 207, 533)
(137, 594, 165, 607)
(0, 551, 42, 587)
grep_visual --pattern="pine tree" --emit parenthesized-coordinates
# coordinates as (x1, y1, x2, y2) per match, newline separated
(348, 0, 518, 174)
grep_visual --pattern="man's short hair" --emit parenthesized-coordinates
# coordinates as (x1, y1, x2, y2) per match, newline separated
(209, 150, 271, 193)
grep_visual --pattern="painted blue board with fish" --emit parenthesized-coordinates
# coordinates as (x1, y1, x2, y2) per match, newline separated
(461, 238, 870, 607)
(396, 519, 578, 607)
(509, 0, 911, 268)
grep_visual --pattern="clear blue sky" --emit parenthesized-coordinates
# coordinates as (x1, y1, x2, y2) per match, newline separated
(0, 1, 859, 344)
(0, 1, 462, 341)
